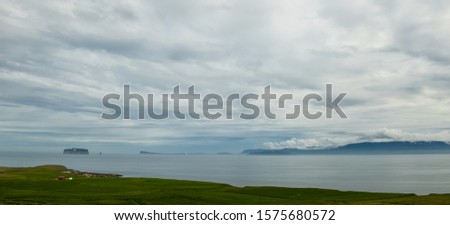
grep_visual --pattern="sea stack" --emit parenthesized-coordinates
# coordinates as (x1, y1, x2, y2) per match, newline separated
(63, 148, 89, 155)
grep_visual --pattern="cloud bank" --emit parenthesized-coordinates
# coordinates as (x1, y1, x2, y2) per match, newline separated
(264, 129, 450, 150)
(0, 0, 449, 153)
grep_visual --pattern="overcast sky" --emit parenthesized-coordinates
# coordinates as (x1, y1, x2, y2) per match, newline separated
(1, 0, 449, 153)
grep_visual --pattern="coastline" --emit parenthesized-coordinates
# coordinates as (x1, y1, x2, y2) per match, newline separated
(1, 165, 450, 205)
(67, 169, 122, 178)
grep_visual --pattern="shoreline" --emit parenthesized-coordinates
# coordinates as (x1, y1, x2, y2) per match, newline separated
(0, 164, 443, 195)
(2, 165, 450, 204)
(66, 169, 122, 178)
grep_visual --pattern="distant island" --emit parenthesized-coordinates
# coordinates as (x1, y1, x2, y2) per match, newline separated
(140, 151, 161, 155)
(242, 141, 450, 155)
(63, 148, 89, 155)
(140, 151, 233, 155)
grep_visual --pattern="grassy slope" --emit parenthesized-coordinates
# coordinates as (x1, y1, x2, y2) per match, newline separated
(1, 165, 450, 205)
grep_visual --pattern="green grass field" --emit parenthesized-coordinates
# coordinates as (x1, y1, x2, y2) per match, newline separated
(1, 165, 450, 205)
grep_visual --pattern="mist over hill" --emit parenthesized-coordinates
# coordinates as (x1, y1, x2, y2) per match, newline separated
(242, 141, 450, 155)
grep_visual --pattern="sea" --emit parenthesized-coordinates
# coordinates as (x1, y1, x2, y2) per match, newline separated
(1, 151, 450, 195)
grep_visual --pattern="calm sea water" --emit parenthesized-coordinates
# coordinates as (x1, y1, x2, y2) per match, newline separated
(1, 151, 450, 195)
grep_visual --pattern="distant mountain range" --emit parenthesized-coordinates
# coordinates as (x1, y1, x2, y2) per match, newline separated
(242, 141, 450, 155)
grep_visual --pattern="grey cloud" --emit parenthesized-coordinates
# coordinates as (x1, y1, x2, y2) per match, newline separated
(318, 1, 376, 28)
(0, 0, 449, 153)
(0, 78, 102, 114)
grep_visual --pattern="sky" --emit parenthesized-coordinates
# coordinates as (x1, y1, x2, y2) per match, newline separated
(1, 0, 450, 154)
